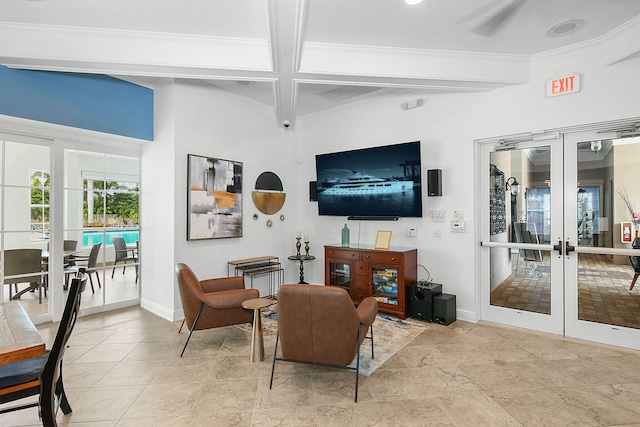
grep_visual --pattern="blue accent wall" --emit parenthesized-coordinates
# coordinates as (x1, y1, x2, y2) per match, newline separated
(0, 66, 153, 141)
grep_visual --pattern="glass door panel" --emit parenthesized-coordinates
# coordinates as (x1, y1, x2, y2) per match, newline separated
(328, 262, 351, 289)
(565, 133, 640, 349)
(64, 150, 140, 312)
(481, 137, 564, 335)
(489, 145, 553, 316)
(0, 138, 51, 320)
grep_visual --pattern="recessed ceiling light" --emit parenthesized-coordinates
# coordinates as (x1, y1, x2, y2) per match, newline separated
(405, 0, 424, 5)
(546, 19, 585, 38)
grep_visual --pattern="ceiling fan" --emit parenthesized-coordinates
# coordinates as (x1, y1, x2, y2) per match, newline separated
(460, 0, 526, 37)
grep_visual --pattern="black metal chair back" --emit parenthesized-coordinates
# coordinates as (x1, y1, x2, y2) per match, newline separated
(0, 273, 87, 426)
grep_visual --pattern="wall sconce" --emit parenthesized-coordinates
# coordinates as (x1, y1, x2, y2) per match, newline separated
(506, 177, 520, 196)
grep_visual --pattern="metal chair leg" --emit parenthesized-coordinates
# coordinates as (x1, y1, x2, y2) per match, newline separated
(87, 275, 95, 293)
(180, 303, 204, 357)
(269, 332, 280, 390)
(370, 325, 374, 359)
(355, 326, 361, 403)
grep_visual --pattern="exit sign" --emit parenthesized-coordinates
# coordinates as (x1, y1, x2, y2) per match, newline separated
(546, 74, 580, 97)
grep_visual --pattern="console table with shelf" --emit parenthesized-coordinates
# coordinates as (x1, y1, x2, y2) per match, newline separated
(324, 245, 417, 319)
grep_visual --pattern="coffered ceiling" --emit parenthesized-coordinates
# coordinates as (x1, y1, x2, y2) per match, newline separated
(1, 0, 640, 129)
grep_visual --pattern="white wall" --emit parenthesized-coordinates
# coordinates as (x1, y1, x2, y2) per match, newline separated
(141, 34, 640, 323)
(140, 79, 178, 319)
(296, 39, 640, 322)
(141, 80, 301, 321)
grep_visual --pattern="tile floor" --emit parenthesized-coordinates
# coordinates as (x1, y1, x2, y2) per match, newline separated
(2, 306, 640, 426)
(491, 252, 640, 329)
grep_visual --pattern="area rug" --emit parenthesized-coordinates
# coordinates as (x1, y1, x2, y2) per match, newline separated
(237, 303, 427, 376)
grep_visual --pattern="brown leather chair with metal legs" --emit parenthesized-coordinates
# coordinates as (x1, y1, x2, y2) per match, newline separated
(176, 263, 259, 357)
(270, 284, 378, 402)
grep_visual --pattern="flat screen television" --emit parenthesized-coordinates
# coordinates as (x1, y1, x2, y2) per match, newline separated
(315, 141, 422, 219)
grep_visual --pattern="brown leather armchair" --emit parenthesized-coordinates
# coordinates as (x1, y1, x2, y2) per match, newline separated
(176, 263, 259, 356)
(269, 284, 378, 402)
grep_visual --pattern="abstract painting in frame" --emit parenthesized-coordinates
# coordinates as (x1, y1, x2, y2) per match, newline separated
(188, 154, 243, 240)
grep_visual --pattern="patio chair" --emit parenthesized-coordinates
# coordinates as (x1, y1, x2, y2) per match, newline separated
(111, 237, 135, 278)
(63, 240, 78, 267)
(65, 243, 101, 293)
(4, 248, 46, 303)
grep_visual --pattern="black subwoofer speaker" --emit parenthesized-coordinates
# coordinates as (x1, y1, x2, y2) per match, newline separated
(427, 169, 442, 196)
(433, 293, 456, 325)
(407, 282, 442, 321)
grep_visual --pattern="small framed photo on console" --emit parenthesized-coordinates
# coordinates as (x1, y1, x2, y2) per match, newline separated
(375, 230, 392, 250)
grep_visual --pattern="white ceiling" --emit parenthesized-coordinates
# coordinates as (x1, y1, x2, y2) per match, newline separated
(2, 0, 640, 129)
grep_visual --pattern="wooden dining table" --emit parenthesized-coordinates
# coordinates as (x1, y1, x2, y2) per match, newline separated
(0, 301, 46, 366)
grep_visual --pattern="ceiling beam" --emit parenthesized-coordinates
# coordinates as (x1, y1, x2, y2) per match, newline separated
(267, 0, 306, 129)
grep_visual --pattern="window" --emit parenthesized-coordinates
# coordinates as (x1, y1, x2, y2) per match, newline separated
(30, 169, 50, 241)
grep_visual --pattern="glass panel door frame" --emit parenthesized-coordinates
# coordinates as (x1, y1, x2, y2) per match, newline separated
(563, 130, 640, 350)
(478, 121, 640, 351)
(479, 135, 565, 335)
(0, 133, 55, 323)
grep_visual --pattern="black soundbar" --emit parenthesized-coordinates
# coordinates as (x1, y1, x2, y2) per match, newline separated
(347, 216, 399, 221)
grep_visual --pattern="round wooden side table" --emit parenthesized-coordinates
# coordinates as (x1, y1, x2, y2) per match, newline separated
(241, 298, 275, 362)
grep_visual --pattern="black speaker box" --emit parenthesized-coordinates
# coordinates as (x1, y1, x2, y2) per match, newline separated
(427, 169, 442, 196)
(407, 282, 442, 321)
(433, 293, 456, 325)
(309, 181, 318, 201)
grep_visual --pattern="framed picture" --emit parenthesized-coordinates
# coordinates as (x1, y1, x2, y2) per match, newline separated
(375, 230, 392, 250)
(187, 154, 243, 240)
(621, 221, 633, 243)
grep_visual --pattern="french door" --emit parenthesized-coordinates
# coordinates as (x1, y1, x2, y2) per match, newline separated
(479, 122, 640, 350)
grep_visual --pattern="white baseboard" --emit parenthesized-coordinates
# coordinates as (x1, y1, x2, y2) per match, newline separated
(140, 298, 183, 322)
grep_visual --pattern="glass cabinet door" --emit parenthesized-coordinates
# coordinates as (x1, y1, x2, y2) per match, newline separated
(328, 262, 351, 290)
(371, 267, 399, 306)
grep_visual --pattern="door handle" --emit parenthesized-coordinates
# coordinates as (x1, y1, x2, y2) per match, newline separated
(565, 241, 575, 254)
(553, 241, 563, 256)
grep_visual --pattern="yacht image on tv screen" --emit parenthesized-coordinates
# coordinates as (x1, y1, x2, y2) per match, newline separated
(315, 141, 422, 218)
(321, 170, 413, 195)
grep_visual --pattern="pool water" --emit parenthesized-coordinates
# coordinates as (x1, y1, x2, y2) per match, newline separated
(83, 229, 139, 248)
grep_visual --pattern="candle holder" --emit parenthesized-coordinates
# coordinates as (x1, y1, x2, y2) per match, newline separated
(304, 240, 310, 257)
(295, 237, 301, 258)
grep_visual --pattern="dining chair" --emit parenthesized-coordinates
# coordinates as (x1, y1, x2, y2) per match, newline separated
(3, 248, 46, 303)
(65, 243, 101, 293)
(133, 240, 139, 283)
(63, 240, 78, 267)
(111, 237, 135, 278)
(0, 273, 87, 426)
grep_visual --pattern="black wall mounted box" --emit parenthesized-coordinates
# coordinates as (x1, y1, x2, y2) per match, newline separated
(427, 169, 442, 196)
